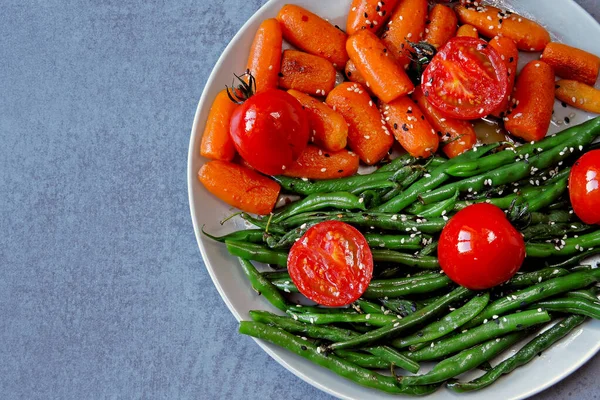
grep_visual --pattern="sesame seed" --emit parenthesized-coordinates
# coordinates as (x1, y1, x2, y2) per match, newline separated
(320, 168, 327, 172)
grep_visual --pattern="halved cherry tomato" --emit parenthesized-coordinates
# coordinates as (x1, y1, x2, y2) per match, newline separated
(569, 150, 600, 225)
(422, 37, 508, 120)
(229, 88, 310, 175)
(288, 221, 373, 306)
(438, 203, 525, 290)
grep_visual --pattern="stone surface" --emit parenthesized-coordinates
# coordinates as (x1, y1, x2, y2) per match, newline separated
(0, 1, 598, 399)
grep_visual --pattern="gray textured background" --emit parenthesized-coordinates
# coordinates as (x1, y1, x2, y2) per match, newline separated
(1, 1, 598, 399)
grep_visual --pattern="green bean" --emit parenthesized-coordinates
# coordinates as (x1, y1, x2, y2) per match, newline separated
(364, 275, 452, 299)
(240, 213, 287, 235)
(373, 143, 501, 213)
(380, 299, 419, 317)
(566, 289, 599, 303)
(265, 223, 315, 249)
(417, 190, 458, 218)
(406, 310, 550, 362)
(526, 230, 600, 257)
(465, 269, 600, 328)
(545, 247, 600, 269)
(272, 172, 392, 195)
(202, 227, 265, 243)
(239, 321, 439, 395)
(380, 168, 427, 203)
(289, 304, 357, 314)
(392, 293, 490, 349)
(368, 273, 442, 289)
(270, 278, 298, 293)
(355, 299, 386, 315)
(260, 270, 291, 280)
(363, 346, 420, 374)
(446, 117, 600, 177)
(365, 233, 426, 250)
(327, 287, 473, 351)
(372, 249, 440, 269)
(334, 350, 391, 369)
(349, 180, 398, 195)
(530, 210, 573, 224)
(506, 268, 569, 287)
(522, 173, 570, 213)
(399, 332, 527, 386)
(532, 297, 600, 319)
(271, 192, 366, 223)
(522, 222, 591, 241)
(237, 259, 288, 312)
(376, 153, 419, 173)
(287, 310, 400, 327)
(447, 315, 586, 392)
(225, 241, 288, 268)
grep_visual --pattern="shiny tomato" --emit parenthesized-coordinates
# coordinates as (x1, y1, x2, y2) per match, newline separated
(421, 37, 508, 120)
(438, 203, 525, 290)
(569, 150, 600, 225)
(287, 221, 373, 306)
(229, 88, 309, 175)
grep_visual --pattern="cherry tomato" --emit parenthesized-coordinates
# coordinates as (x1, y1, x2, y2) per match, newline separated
(569, 150, 600, 225)
(287, 221, 373, 306)
(438, 203, 525, 290)
(422, 37, 508, 120)
(229, 88, 310, 175)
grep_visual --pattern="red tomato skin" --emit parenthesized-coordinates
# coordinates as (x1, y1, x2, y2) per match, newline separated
(569, 150, 600, 225)
(422, 37, 508, 120)
(438, 203, 525, 290)
(229, 89, 310, 175)
(287, 221, 373, 306)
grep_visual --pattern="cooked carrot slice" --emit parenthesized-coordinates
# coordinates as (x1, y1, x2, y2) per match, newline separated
(381, 0, 429, 68)
(198, 160, 280, 215)
(456, 24, 478, 38)
(489, 36, 519, 118)
(287, 89, 348, 152)
(504, 61, 555, 142)
(346, 30, 414, 103)
(278, 50, 336, 96)
(200, 89, 237, 161)
(326, 82, 394, 165)
(541, 42, 600, 86)
(555, 79, 600, 114)
(424, 4, 458, 49)
(277, 4, 348, 69)
(455, 4, 550, 51)
(346, 0, 399, 35)
(282, 145, 359, 179)
(247, 18, 282, 92)
(382, 96, 439, 158)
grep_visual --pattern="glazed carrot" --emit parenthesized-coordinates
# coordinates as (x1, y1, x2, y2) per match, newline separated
(504, 61, 555, 142)
(277, 4, 348, 69)
(282, 145, 359, 179)
(198, 160, 280, 215)
(287, 89, 348, 152)
(489, 36, 519, 117)
(344, 60, 371, 92)
(541, 42, 600, 86)
(455, 4, 550, 51)
(456, 24, 478, 38)
(555, 79, 600, 114)
(423, 4, 458, 49)
(246, 18, 282, 92)
(346, 0, 399, 35)
(381, 96, 439, 158)
(346, 30, 414, 103)
(278, 50, 336, 96)
(413, 86, 476, 158)
(200, 89, 237, 161)
(381, 0, 429, 68)
(326, 82, 394, 165)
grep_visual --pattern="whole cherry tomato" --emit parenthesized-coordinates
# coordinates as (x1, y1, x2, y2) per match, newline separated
(287, 221, 373, 306)
(569, 149, 600, 225)
(422, 37, 508, 120)
(438, 203, 525, 290)
(229, 88, 310, 175)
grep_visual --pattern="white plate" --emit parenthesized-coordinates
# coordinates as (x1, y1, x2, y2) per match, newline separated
(188, 1, 600, 399)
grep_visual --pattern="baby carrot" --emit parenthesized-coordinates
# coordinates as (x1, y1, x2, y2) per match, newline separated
(287, 89, 348, 152)
(456, 24, 478, 38)
(504, 61, 555, 142)
(346, 0, 399, 35)
(326, 82, 394, 165)
(555, 79, 600, 114)
(278, 50, 337, 96)
(198, 160, 280, 215)
(246, 18, 282, 92)
(455, 4, 550, 51)
(277, 4, 348, 69)
(541, 42, 600, 86)
(489, 36, 519, 117)
(381, 0, 429, 68)
(282, 145, 360, 179)
(381, 96, 439, 158)
(423, 4, 458, 49)
(200, 89, 237, 161)
(346, 30, 414, 103)
(413, 86, 476, 158)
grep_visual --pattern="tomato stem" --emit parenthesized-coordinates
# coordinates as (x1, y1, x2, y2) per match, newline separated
(225, 70, 256, 104)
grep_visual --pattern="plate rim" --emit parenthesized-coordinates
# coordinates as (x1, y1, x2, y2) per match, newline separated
(187, 1, 600, 399)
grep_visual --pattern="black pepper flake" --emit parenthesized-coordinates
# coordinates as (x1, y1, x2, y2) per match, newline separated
(426, 19, 431, 25)
(402, 123, 409, 131)
(301, 345, 308, 351)
(401, 43, 405, 49)
(393, 123, 398, 129)
(561, 101, 567, 108)
(278, 72, 284, 77)
(564, 116, 570, 123)
(338, 169, 343, 173)
(376, 5, 380, 11)
(509, 57, 514, 63)
(383, 48, 387, 53)
(555, 84, 560, 89)
(364, 12, 368, 18)
(324, 153, 331, 158)
(382, 10, 386, 17)
(421, 115, 425, 120)
(407, 109, 413, 113)
(498, 19, 503, 24)
(347, 71, 352, 77)
(370, 23, 375, 28)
